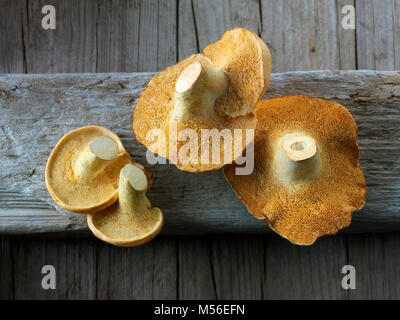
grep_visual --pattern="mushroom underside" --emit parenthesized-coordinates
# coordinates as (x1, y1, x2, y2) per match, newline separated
(224, 96, 366, 245)
(45, 126, 131, 213)
(133, 28, 271, 172)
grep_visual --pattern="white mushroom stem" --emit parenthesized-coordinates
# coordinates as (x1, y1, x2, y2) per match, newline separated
(274, 133, 320, 183)
(119, 163, 151, 214)
(282, 134, 317, 162)
(74, 136, 119, 181)
(174, 61, 228, 122)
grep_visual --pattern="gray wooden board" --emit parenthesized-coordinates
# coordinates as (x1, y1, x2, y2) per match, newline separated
(96, 236, 178, 299)
(347, 233, 400, 299)
(178, 236, 216, 299)
(12, 237, 97, 299)
(211, 234, 265, 299)
(263, 235, 348, 300)
(0, 236, 13, 299)
(1, 70, 400, 234)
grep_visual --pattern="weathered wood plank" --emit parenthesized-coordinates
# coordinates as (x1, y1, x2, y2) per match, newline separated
(356, 0, 399, 70)
(261, 0, 342, 72)
(264, 235, 348, 299)
(394, 0, 400, 70)
(211, 235, 264, 299)
(0, 236, 13, 299)
(336, 0, 356, 69)
(12, 238, 97, 299)
(96, 237, 177, 299)
(23, 0, 97, 73)
(178, 236, 216, 299)
(96, 0, 141, 72)
(0, 0, 26, 73)
(193, 0, 261, 51)
(178, 0, 199, 59)
(136, 0, 177, 72)
(347, 233, 400, 299)
(0, 70, 399, 235)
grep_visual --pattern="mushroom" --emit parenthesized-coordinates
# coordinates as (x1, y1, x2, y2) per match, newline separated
(224, 96, 366, 245)
(133, 28, 272, 172)
(87, 163, 163, 247)
(45, 126, 132, 214)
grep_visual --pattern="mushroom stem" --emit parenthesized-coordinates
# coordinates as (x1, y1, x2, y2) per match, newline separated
(282, 134, 317, 162)
(274, 133, 320, 182)
(74, 136, 119, 181)
(119, 163, 151, 214)
(174, 60, 228, 122)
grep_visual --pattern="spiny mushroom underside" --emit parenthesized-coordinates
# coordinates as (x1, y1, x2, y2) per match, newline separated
(134, 55, 257, 172)
(87, 163, 163, 247)
(144, 115, 256, 172)
(45, 126, 131, 213)
(224, 96, 366, 245)
(133, 28, 270, 172)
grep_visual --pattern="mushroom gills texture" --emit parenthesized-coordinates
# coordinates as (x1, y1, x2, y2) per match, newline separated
(174, 60, 229, 122)
(73, 136, 119, 181)
(273, 133, 321, 184)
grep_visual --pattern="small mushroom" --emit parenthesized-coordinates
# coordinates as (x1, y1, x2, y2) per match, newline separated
(224, 96, 366, 245)
(45, 126, 132, 214)
(133, 28, 272, 172)
(87, 163, 163, 247)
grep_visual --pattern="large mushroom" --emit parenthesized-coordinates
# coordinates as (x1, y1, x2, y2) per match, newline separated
(133, 28, 271, 172)
(224, 96, 366, 245)
(45, 126, 132, 214)
(87, 163, 163, 247)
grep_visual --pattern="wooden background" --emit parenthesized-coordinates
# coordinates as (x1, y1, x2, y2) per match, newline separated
(1, 0, 400, 299)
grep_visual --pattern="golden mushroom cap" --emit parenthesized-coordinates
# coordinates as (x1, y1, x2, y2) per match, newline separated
(133, 28, 271, 172)
(45, 126, 132, 214)
(224, 96, 366, 245)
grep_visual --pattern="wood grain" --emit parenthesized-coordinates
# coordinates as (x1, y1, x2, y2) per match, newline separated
(0, 0, 26, 73)
(211, 235, 264, 299)
(1, 70, 399, 235)
(23, 0, 97, 73)
(347, 233, 400, 299)
(356, 0, 399, 70)
(0, 236, 13, 299)
(264, 235, 348, 299)
(261, 0, 341, 72)
(193, 0, 260, 51)
(12, 238, 97, 299)
(97, 237, 178, 299)
(178, 236, 216, 299)
(96, 0, 141, 72)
